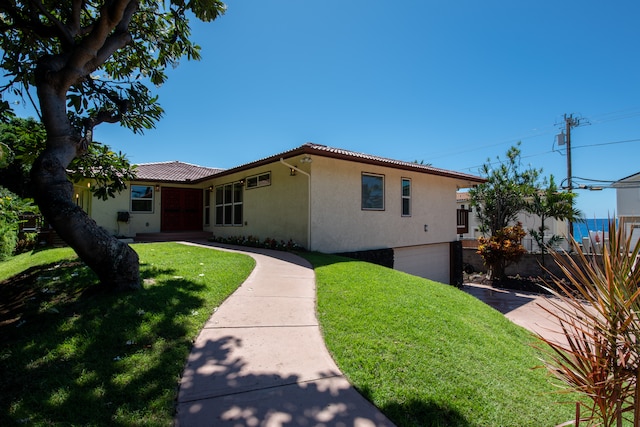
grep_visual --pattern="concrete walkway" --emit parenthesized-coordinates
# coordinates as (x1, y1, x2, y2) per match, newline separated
(174, 242, 395, 427)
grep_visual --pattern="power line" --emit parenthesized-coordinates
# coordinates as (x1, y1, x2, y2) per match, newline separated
(587, 107, 640, 125)
(573, 138, 640, 150)
(459, 136, 640, 173)
(434, 107, 640, 172)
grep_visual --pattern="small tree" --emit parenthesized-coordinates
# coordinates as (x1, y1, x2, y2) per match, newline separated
(476, 222, 527, 281)
(469, 144, 540, 280)
(526, 174, 582, 267)
(0, 186, 35, 260)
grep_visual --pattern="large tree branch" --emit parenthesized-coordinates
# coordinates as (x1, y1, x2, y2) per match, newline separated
(81, 79, 129, 139)
(68, 0, 84, 35)
(59, 0, 138, 89)
(28, 0, 75, 46)
(0, 1, 56, 38)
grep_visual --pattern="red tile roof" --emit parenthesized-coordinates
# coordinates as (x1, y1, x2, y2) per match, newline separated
(134, 161, 224, 183)
(131, 144, 485, 185)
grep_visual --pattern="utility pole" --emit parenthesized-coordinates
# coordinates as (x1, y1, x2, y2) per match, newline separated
(561, 113, 585, 243)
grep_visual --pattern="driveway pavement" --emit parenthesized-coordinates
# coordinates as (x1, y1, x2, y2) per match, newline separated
(463, 282, 571, 347)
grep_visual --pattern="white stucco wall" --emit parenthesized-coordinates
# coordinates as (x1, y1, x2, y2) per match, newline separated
(614, 175, 640, 248)
(617, 187, 640, 216)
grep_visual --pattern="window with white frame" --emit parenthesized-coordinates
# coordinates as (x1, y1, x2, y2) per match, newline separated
(131, 185, 154, 212)
(246, 172, 271, 189)
(362, 173, 385, 210)
(215, 182, 243, 226)
(401, 178, 411, 216)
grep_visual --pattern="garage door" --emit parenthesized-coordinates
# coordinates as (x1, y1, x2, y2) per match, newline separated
(394, 243, 450, 284)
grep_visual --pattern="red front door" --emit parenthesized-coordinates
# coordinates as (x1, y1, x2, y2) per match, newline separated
(161, 187, 203, 232)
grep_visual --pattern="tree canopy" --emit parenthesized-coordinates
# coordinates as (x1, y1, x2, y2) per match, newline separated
(0, 116, 135, 200)
(469, 144, 541, 280)
(469, 144, 541, 237)
(526, 174, 582, 265)
(0, 0, 226, 137)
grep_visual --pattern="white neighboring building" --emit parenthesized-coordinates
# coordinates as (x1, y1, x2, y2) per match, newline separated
(456, 192, 570, 252)
(614, 172, 640, 248)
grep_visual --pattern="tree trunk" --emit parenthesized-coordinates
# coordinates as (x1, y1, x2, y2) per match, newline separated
(32, 52, 141, 291)
(31, 145, 140, 291)
(488, 260, 506, 283)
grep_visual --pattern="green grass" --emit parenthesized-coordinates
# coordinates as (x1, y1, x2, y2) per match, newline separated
(1, 245, 584, 426)
(0, 246, 77, 282)
(303, 252, 580, 427)
(0, 243, 255, 426)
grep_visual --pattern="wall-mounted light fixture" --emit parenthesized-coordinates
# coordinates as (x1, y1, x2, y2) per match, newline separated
(208, 185, 214, 191)
(87, 182, 91, 188)
(155, 184, 160, 192)
(289, 168, 297, 176)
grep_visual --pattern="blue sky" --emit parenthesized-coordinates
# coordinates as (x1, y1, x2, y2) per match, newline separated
(11, 0, 640, 218)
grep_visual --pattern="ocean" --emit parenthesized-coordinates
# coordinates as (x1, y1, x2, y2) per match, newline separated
(573, 218, 614, 240)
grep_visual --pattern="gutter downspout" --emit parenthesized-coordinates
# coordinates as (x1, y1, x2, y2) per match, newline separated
(280, 158, 311, 250)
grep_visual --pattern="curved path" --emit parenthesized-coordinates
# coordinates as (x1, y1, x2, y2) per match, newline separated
(174, 242, 395, 427)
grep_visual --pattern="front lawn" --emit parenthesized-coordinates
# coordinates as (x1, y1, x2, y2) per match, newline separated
(0, 245, 582, 426)
(0, 243, 255, 426)
(304, 252, 579, 427)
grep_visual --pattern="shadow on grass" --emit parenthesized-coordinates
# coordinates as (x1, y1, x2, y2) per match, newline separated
(379, 398, 472, 427)
(350, 385, 472, 427)
(0, 260, 207, 425)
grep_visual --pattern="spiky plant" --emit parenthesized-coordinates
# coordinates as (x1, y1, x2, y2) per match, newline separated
(537, 219, 640, 427)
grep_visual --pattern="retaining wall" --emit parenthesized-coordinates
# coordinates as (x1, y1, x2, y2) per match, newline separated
(463, 248, 594, 280)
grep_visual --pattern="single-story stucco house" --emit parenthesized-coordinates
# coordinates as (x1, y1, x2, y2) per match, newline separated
(73, 143, 485, 284)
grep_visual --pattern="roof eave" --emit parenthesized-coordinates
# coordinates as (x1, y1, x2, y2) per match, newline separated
(211, 144, 486, 184)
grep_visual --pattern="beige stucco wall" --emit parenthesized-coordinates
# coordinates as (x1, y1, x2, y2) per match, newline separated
(84, 181, 213, 237)
(86, 181, 163, 236)
(72, 183, 93, 216)
(309, 156, 464, 253)
(204, 158, 310, 248)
